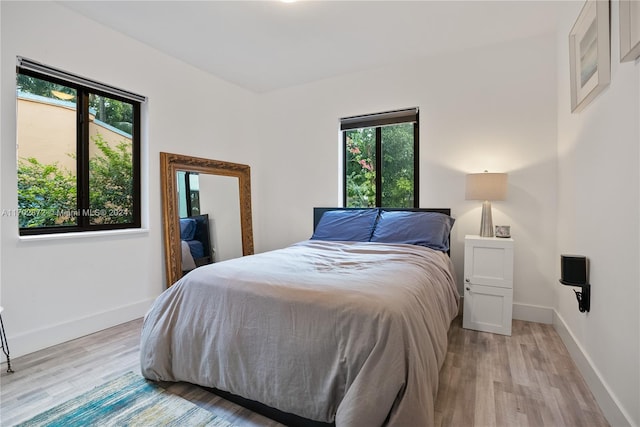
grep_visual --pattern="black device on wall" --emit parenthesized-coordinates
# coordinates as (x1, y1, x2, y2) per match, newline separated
(559, 255, 590, 312)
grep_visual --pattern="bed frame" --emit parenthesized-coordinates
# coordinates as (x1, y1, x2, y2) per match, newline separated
(190, 214, 214, 266)
(207, 388, 333, 427)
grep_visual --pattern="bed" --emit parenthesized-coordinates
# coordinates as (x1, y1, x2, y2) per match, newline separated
(141, 208, 459, 426)
(179, 214, 214, 272)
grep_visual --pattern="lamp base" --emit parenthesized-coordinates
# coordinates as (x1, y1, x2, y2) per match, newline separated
(479, 200, 494, 237)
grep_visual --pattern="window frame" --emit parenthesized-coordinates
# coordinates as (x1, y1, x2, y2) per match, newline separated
(16, 65, 142, 236)
(341, 108, 419, 208)
(177, 171, 201, 218)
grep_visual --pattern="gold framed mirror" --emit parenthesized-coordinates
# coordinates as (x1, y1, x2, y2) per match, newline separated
(160, 152, 254, 287)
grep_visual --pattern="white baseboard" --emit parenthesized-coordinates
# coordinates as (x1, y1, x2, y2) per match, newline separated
(5, 298, 154, 359)
(553, 310, 634, 427)
(513, 302, 554, 324)
(458, 297, 554, 324)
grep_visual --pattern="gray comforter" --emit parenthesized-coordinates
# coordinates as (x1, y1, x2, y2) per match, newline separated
(140, 240, 459, 426)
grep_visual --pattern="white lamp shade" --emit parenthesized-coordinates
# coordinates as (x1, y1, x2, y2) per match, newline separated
(465, 172, 507, 201)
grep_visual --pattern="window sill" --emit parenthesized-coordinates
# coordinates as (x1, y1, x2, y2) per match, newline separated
(18, 228, 150, 242)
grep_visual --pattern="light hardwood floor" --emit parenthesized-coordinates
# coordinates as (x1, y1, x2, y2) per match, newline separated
(0, 316, 609, 427)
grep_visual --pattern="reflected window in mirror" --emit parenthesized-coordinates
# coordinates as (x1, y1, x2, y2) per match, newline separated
(177, 171, 201, 217)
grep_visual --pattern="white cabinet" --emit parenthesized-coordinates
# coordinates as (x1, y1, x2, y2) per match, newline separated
(463, 235, 514, 335)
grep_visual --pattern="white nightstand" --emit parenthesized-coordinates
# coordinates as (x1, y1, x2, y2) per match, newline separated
(462, 235, 514, 336)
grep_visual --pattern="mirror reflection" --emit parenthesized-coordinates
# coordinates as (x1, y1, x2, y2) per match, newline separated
(199, 174, 242, 262)
(177, 172, 243, 274)
(160, 152, 253, 287)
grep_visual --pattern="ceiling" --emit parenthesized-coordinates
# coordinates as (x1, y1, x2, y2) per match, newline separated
(60, 1, 570, 93)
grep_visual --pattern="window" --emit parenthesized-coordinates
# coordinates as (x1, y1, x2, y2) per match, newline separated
(342, 108, 419, 208)
(177, 171, 201, 218)
(16, 58, 145, 235)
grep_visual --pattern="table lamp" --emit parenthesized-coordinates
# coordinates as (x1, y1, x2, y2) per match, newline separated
(465, 171, 507, 237)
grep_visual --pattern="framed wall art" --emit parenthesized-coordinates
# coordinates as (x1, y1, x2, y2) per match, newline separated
(495, 225, 511, 238)
(569, 0, 610, 113)
(620, 0, 640, 62)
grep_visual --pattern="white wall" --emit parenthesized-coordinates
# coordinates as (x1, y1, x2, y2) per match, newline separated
(253, 33, 559, 321)
(0, 1, 257, 358)
(555, 2, 640, 426)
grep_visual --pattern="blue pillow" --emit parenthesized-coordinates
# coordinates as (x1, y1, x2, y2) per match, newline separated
(370, 210, 454, 251)
(311, 209, 379, 242)
(179, 218, 197, 240)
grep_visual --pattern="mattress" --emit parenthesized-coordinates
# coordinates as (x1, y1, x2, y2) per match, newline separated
(141, 240, 459, 426)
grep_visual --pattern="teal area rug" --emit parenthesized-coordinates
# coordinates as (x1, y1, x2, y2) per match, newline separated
(16, 372, 232, 427)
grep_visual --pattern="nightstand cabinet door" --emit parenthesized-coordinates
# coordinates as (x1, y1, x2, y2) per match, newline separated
(463, 284, 513, 335)
(463, 237, 513, 288)
(462, 235, 514, 336)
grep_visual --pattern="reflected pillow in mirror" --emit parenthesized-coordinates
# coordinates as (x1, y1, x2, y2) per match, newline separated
(370, 210, 454, 251)
(179, 218, 197, 241)
(311, 209, 379, 242)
